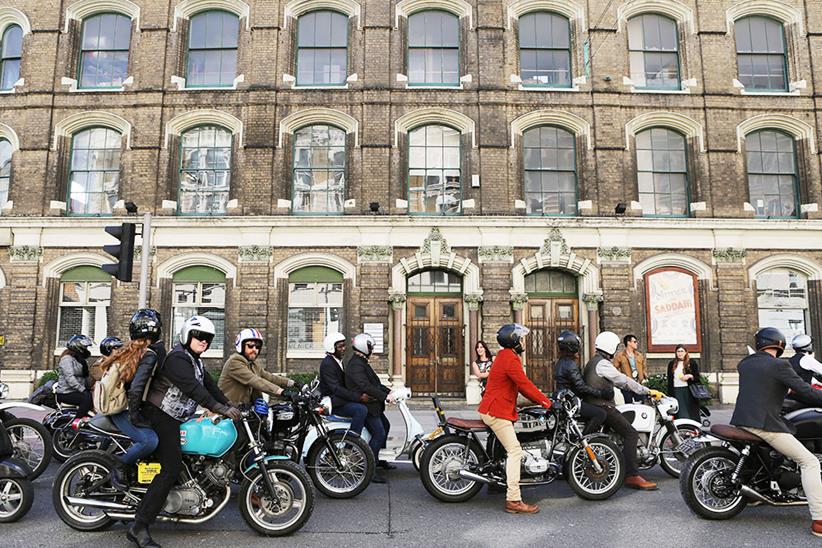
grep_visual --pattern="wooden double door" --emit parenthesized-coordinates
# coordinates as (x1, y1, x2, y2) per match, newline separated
(525, 298, 580, 392)
(406, 296, 464, 396)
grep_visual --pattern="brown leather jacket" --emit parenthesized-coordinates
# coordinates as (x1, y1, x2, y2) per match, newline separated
(613, 350, 647, 383)
(217, 353, 293, 404)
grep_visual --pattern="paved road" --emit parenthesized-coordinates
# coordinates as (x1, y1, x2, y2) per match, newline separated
(3, 404, 819, 547)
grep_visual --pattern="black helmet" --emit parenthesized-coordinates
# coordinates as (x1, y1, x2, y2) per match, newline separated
(129, 309, 162, 342)
(497, 324, 530, 355)
(755, 327, 786, 357)
(99, 336, 124, 357)
(66, 335, 93, 359)
(557, 330, 582, 353)
(792, 334, 813, 354)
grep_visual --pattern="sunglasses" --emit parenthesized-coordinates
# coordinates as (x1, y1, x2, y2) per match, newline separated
(190, 330, 214, 344)
(245, 342, 262, 350)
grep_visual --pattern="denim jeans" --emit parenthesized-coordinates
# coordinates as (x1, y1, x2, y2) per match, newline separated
(364, 413, 390, 461)
(332, 401, 368, 435)
(110, 411, 159, 466)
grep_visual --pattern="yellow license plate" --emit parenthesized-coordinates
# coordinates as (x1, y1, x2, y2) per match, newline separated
(137, 462, 162, 484)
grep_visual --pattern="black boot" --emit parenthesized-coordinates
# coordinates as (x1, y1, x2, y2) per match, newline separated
(126, 521, 161, 548)
(377, 460, 397, 470)
(110, 463, 130, 491)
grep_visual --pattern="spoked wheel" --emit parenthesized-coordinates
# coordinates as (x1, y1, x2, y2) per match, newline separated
(565, 437, 625, 500)
(51, 427, 80, 463)
(306, 431, 374, 498)
(6, 418, 53, 480)
(239, 460, 315, 536)
(51, 450, 118, 531)
(419, 435, 486, 503)
(0, 477, 34, 523)
(680, 447, 746, 520)
(658, 424, 702, 478)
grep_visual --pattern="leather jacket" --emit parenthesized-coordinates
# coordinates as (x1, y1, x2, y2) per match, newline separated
(127, 341, 166, 427)
(554, 357, 610, 400)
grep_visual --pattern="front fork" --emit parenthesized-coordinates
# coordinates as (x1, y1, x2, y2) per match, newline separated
(570, 421, 604, 474)
(242, 419, 281, 505)
(313, 415, 345, 470)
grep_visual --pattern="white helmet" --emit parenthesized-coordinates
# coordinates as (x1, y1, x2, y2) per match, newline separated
(352, 333, 376, 357)
(595, 331, 621, 357)
(323, 332, 346, 354)
(179, 315, 216, 346)
(235, 327, 263, 354)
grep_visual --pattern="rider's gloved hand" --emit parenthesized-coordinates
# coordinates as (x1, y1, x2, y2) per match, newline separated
(648, 389, 665, 400)
(216, 404, 242, 420)
(291, 380, 305, 391)
(281, 389, 299, 402)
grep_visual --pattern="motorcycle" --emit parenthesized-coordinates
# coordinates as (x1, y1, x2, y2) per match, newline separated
(419, 390, 625, 503)
(0, 418, 34, 522)
(680, 407, 822, 520)
(0, 381, 53, 479)
(52, 407, 314, 536)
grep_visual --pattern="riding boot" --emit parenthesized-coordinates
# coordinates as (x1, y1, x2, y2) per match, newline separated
(377, 460, 397, 470)
(110, 463, 130, 492)
(126, 521, 161, 548)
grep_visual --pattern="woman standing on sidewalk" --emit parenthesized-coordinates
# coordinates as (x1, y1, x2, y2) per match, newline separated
(666, 344, 700, 421)
(470, 341, 494, 395)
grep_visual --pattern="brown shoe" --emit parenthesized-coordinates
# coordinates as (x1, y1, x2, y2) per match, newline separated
(812, 520, 822, 537)
(505, 500, 540, 514)
(623, 475, 658, 491)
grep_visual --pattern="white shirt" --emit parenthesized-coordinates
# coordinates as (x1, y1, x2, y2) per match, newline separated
(673, 361, 689, 388)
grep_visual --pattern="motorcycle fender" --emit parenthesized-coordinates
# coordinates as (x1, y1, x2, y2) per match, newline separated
(306, 429, 364, 459)
(653, 418, 702, 447)
(243, 454, 291, 475)
(303, 424, 369, 459)
(0, 402, 49, 413)
(0, 460, 30, 478)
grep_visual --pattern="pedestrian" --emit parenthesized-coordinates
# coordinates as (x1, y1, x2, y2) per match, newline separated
(613, 334, 646, 403)
(666, 344, 700, 421)
(470, 340, 494, 394)
(55, 335, 95, 418)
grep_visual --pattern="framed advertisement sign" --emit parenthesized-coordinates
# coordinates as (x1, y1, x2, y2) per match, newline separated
(644, 267, 702, 352)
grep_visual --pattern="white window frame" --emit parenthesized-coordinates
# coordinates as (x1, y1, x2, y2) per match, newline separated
(286, 281, 343, 358)
(756, 268, 809, 349)
(55, 279, 111, 356)
(172, 280, 226, 357)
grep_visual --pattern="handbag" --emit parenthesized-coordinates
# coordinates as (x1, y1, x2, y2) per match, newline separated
(688, 382, 711, 401)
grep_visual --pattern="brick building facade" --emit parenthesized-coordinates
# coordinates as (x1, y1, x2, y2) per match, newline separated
(0, 0, 821, 402)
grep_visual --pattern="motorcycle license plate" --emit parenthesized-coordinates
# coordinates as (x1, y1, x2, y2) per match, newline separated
(137, 462, 162, 484)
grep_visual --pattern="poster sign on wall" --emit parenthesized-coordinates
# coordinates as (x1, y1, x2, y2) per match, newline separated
(645, 268, 702, 352)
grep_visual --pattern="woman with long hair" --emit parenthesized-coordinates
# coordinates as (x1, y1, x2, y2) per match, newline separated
(666, 344, 701, 421)
(55, 335, 95, 418)
(553, 330, 608, 434)
(470, 341, 494, 394)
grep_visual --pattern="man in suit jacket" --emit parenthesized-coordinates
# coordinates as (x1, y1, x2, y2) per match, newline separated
(731, 327, 822, 537)
(318, 332, 369, 436)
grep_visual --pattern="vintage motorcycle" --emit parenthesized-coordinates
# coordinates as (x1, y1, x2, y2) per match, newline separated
(0, 381, 53, 479)
(52, 408, 314, 536)
(0, 418, 34, 522)
(419, 390, 625, 502)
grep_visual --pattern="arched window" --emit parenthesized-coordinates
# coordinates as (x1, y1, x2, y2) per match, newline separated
(745, 129, 798, 218)
(627, 14, 680, 90)
(0, 24, 22, 90)
(172, 266, 226, 352)
(292, 124, 346, 214)
(407, 11, 459, 86)
(186, 11, 239, 87)
(407, 270, 462, 293)
(68, 127, 122, 215)
(408, 124, 461, 215)
(78, 13, 131, 89)
(735, 16, 787, 91)
(756, 268, 809, 345)
(57, 266, 111, 350)
(178, 125, 232, 215)
(636, 128, 689, 216)
(523, 125, 577, 215)
(518, 12, 571, 88)
(287, 266, 344, 355)
(296, 11, 348, 86)
(0, 138, 10, 207)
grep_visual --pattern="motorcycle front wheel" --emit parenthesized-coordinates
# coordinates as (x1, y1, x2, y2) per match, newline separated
(306, 431, 374, 498)
(0, 476, 34, 522)
(565, 437, 625, 500)
(5, 417, 53, 480)
(419, 435, 486, 503)
(658, 424, 702, 478)
(52, 449, 118, 531)
(239, 459, 315, 536)
(680, 447, 746, 520)
(51, 426, 79, 463)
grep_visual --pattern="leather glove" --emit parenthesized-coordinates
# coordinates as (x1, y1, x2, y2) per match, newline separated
(291, 381, 305, 391)
(216, 404, 242, 420)
(648, 389, 665, 400)
(281, 389, 299, 402)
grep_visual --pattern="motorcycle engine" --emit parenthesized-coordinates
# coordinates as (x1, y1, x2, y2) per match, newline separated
(521, 440, 552, 476)
(201, 461, 232, 490)
(162, 486, 207, 516)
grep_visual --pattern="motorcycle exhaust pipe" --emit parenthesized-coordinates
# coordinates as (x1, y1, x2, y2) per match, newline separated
(458, 470, 502, 486)
(65, 496, 132, 511)
(739, 485, 808, 507)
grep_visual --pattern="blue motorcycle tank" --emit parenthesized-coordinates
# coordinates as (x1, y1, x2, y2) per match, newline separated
(179, 418, 238, 457)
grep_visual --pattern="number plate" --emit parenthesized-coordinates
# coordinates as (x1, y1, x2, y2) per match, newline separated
(677, 438, 703, 455)
(137, 462, 162, 484)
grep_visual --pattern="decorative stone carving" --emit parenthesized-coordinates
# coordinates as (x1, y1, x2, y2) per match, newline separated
(9, 246, 42, 262)
(597, 247, 632, 263)
(539, 227, 570, 255)
(238, 245, 272, 263)
(357, 245, 393, 264)
(421, 227, 450, 254)
(713, 248, 747, 263)
(509, 291, 529, 310)
(133, 246, 157, 259)
(463, 292, 484, 310)
(388, 291, 407, 310)
(478, 246, 513, 264)
(583, 292, 604, 311)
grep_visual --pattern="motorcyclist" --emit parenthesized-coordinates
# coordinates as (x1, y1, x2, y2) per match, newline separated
(55, 334, 95, 418)
(218, 328, 298, 405)
(731, 327, 822, 538)
(318, 332, 370, 437)
(582, 331, 664, 491)
(553, 330, 608, 435)
(128, 316, 241, 548)
(90, 336, 124, 382)
(478, 324, 552, 514)
(789, 334, 822, 386)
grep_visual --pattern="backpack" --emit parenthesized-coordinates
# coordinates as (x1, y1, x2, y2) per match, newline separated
(93, 363, 127, 415)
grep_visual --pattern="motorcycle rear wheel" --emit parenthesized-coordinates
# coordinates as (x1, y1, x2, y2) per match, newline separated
(419, 435, 486, 503)
(52, 450, 117, 531)
(0, 476, 34, 523)
(679, 447, 746, 520)
(5, 417, 53, 480)
(306, 431, 374, 498)
(51, 426, 78, 463)
(565, 437, 624, 500)
(658, 424, 702, 478)
(239, 459, 315, 536)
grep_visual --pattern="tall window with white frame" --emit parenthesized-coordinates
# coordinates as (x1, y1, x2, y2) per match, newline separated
(745, 129, 798, 218)
(523, 126, 577, 216)
(408, 125, 461, 215)
(296, 11, 348, 86)
(78, 13, 131, 89)
(172, 266, 226, 352)
(68, 127, 121, 215)
(287, 267, 343, 356)
(186, 11, 239, 88)
(407, 11, 459, 86)
(518, 12, 572, 88)
(627, 14, 680, 90)
(734, 16, 788, 91)
(0, 24, 22, 90)
(57, 266, 111, 350)
(636, 128, 689, 216)
(178, 125, 232, 215)
(0, 139, 11, 208)
(756, 268, 809, 347)
(292, 125, 346, 214)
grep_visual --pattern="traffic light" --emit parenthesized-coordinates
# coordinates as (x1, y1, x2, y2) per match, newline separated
(102, 223, 136, 282)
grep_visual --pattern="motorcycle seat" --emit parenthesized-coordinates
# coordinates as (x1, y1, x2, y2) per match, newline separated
(89, 414, 120, 434)
(446, 417, 488, 431)
(710, 424, 762, 443)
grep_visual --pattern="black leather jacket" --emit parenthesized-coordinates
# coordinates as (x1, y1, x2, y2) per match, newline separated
(554, 357, 610, 400)
(127, 341, 166, 427)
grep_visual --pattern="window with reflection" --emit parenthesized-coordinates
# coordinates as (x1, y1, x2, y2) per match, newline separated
(297, 11, 348, 85)
(518, 12, 571, 87)
(636, 128, 689, 216)
(735, 16, 787, 91)
(178, 125, 232, 215)
(287, 267, 343, 353)
(172, 266, 226, 352)
(407, 270, 462, 293)
(745, 130, 798, 218)
(524, 270, 577, 295)
(627, 14, 680, 90)
(1, 24, 22, 90)
(186, 11, 239, 87)
(57, 266, 111, 349)
(0, 138, 10, 208)
(408, 125, 461, 215)
(68, 127, 121, 215)
(292, 125, 346, 214)
(757, 268, 808, 345)
(408, 11, 459, 85)
(78, 14, 131, 89)
(523, 126, 577, 215)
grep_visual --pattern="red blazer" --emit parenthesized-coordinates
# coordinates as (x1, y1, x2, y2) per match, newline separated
(478, 348, 552, 421)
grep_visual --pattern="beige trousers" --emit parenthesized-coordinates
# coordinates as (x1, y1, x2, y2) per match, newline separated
(480, 413, 522, 501)
(742, 427, 822, 520)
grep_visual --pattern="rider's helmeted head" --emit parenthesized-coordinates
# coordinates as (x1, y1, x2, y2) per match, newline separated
(557, 330, 582, 355)
(324, 332, 346, 359)
(792, 334, 813, 356)
(351, 333, 375, 359)
(497, 324, 529, 355)
(755, 327, 787, 358)
(235, 328, 263, 361)
(129, 308, 162, 342)
(99, 336, 124, 357)
(179, 316, 216, 357)
(594, 331, 621, 360)
(66, 334, 94, 360)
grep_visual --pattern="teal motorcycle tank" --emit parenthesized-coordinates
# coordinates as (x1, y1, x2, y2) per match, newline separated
(179, 417, 238, 457)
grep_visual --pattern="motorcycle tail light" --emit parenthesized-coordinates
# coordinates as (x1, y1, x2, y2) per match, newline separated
(315, 405, 330, 415)
(71, 417, 84, 430)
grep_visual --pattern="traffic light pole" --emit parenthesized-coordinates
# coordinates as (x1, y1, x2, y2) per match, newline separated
(138, 213, 152, 309)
